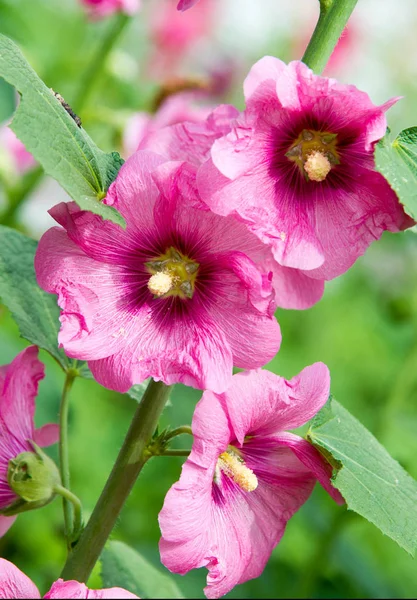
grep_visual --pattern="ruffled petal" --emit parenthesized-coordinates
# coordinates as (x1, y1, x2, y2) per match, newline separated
(0, 347, 43, 445)
(88, 311, 233, 393)
(44, 580, 139, 599)
(224, 364, 330, 445)
(35, 228, 132, 361)
(0, 559, 40, 599)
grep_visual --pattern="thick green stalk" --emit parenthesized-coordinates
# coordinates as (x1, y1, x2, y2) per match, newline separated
(302, 0, 359, 73)
(60, 379, 172, 582)
(59, 370, 76, 547)
(73, 13, 131, 113)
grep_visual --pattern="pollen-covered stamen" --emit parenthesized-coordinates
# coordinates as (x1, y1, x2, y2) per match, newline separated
(216, 449, 258, 492)
(147, 272, 174, 296)
(303, 151, 332, 182)
(145, 246, 199, 300)
(286, 128, 339, 182)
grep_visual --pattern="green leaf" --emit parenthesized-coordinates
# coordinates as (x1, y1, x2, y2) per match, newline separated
(307, 397, 417, 555)
(0, 226, 69, 369)
(0, 34, 125, 228)
(375, 127, 417, 220)
(101, 541, 184, 599)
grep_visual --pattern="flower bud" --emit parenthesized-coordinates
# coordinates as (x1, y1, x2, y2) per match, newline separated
(7, 442, 60, 507)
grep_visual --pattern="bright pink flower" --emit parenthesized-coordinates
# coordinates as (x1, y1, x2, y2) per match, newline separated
(81, 0, 139, 19)
(35, 152, 282, 393)
(0, 347, 59, 536)
(159, 363, 344, 599)
(198, 57, 410, 280)
(123, 92, 212, 158)
(0, 124, 36, 175)
(141, 104, 325, 309)
(0, 558, 139, 598)
(150, 0, 215, 77)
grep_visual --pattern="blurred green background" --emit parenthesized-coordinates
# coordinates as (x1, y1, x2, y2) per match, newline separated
(1, 0, 417, 597)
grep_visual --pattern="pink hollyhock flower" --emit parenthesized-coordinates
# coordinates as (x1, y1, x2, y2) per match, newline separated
(35, 151, 282, 393)
(0, 347, 59, 536)
(141, 104, 325, 309)
(198, 57, 411, 280)
(150, 0, 215, 77)
(0, 558, 139, 598)
(0, 124, 36, 176)
(123, 92, 212, 158)
(81, 0, 139, 19)
(159, 363, 344, 599)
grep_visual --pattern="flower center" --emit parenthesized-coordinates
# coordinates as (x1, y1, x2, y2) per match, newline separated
(215, 448, 258, 492)
(145, 247, 199, 299)
(285, 129, 339, 182)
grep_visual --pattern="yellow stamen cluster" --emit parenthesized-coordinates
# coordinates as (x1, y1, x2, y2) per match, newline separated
(285, 129, 339, 183)
(145, 247, 199, 300)
(217, 450, 258, 492)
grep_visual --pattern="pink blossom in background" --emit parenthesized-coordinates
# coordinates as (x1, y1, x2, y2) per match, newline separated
(159, 364, 344, 599)
(0, 124, 36, 175)
(141, 103, 325, 309)
(177, 0, 200, 10)
(81, 0, 140, 19)
(0, 558, 139, 598)
(35, 152, 282, 394)
(123, 92, 212, 158)
(0, 347, 59, 537)
(198, 57, 411, 281)
(149, 0, 215, 77)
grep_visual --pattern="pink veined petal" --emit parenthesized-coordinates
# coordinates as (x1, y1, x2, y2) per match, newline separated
(0, 516, 17, 538)
(0, 559, 40, 599)
(271, 432, 345, 505)
(270, 261, 324, 310)
(44, 580, 139, 599)
(33, 423, 60, 447)
(0, 346, 44, 444)
(223, 363, 330, 445)
(35, 228, 132, 361)
(88, 311, 234, 394)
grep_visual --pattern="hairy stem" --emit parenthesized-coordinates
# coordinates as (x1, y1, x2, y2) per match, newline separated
(73, 13, 131, 113)
(55, 485, 83, 543)
(60, 379, 172, 582)
(302, 0, 359, 73)
(59, 370, 76, 548)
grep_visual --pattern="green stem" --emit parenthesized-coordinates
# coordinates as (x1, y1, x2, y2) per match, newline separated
(156, 449, 191, 457)
(302, 0, 359, 73)
(59, 370, 76, 547)
(73, 13, 131, 114)
(163, 425, 193, 442)
(54, 485, 83, 542)
(60, 379, 172, 582)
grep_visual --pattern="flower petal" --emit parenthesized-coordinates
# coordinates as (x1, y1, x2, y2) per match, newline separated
(0, 559, 40, 599)
(0, 516, 16, 538)
(44, 579, 139, 599)
(0, 347, 43, 445)
(224, 364, 330, 445)
(33, 423, 60, 447)
(271, 432, 344, 504)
